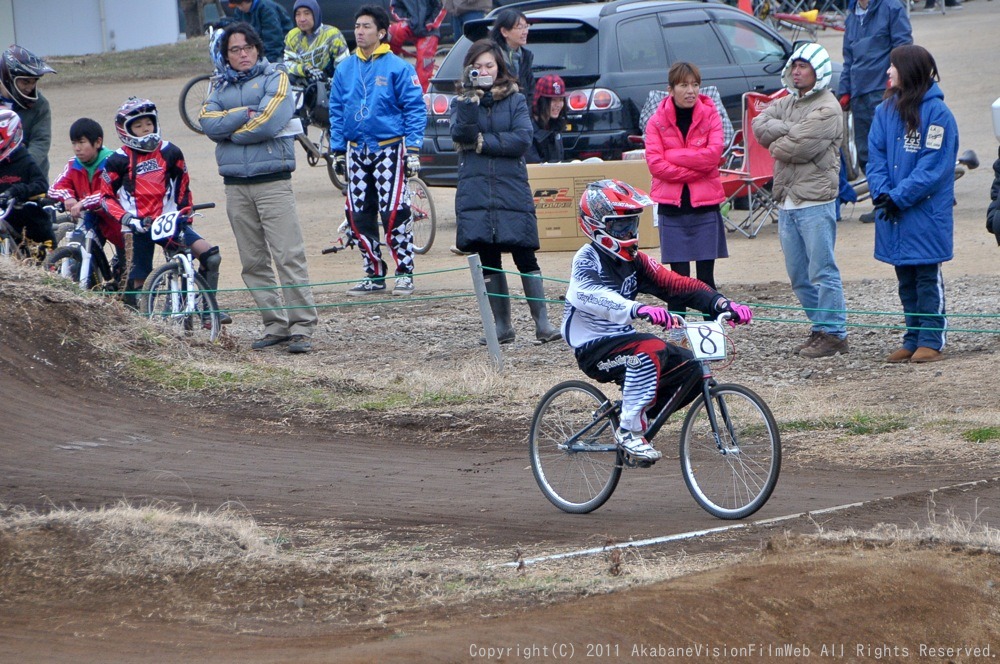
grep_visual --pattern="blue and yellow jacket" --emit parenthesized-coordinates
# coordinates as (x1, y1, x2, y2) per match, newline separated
(328, 44, 426, 155)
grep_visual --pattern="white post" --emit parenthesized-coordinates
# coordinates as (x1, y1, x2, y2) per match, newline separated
(468, 253, 503, 371)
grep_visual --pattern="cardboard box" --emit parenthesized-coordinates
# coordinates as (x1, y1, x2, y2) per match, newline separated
(528, 160, 659, 252)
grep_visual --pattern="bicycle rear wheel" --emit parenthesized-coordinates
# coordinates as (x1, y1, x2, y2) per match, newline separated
(529, 380, 622, 514)
(179, 74, 212, 134)
(680, 383, 780, 520)
(407, 177, 436, 254)
(141, 263, 220, 342)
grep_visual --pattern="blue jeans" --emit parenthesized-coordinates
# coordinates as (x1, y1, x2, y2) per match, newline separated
(895, 263, 947, 351)
(452, 10, 486, 41)
(778, 202, 847, 338)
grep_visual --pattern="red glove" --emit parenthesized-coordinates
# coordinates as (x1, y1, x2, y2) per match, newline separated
(838, 94, 850, 111)
(635, 304, 681, 329)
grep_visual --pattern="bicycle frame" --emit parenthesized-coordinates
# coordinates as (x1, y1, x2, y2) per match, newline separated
(60, 220, 114, 289)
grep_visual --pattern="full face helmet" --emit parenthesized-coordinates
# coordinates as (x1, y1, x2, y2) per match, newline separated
(0, 109, 24, 162)
(115, 97, 161, 153)
(0, 45, 56, 109)
(578, 179, 653, 261)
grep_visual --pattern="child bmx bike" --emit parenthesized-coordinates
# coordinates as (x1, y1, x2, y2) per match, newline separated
(529, 314, 781, 520)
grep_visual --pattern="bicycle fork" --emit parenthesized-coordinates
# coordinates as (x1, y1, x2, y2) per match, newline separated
(697, 368, 739, 456)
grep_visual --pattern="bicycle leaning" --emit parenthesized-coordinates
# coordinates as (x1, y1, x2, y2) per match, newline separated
(0, 196, 60, 264)
(136, 203, 222, 342)
(529, 314, 781, 520)
(43, 211, 122, 292)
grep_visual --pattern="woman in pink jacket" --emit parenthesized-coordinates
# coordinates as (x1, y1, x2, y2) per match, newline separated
(644, 62, 727, 316)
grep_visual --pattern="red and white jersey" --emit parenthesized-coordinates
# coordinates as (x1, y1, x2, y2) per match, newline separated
(562, 244, 722, 349)
(100, 141, 192, 223)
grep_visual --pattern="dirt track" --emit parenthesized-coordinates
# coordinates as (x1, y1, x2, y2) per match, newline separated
(2, 4, 1000, 661)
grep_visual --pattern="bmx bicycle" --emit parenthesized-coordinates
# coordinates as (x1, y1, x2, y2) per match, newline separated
(138, 203, 222, 342)
(0, 197, 61, 264)
(43, 211, 121, 292)
(529, 314, 781, 519)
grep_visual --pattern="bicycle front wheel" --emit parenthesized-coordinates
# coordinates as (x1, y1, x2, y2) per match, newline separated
(529, 380, 622, 514)
(179, 74, 212, 134)
(44, 246, 86, 287)
(407, 177, 436, 254)
(680, 384, 781, 520)
(141, 263, 220, 342)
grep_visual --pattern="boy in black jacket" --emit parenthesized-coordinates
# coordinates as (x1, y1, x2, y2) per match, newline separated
(0, 109, 55, 247)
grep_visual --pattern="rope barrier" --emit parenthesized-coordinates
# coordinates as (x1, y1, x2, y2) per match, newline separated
(95, 262, 1000, 337)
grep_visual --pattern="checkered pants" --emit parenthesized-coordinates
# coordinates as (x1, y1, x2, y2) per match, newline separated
(344, 143, 414, 278)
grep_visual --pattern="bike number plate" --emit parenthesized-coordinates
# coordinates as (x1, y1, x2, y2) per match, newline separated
(685, 322, 728, 361)
(150, 212, 179, 242)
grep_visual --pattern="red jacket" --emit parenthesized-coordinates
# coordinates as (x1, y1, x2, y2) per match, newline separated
(644, 94, 725, 207)
(49, 149, 124, 249)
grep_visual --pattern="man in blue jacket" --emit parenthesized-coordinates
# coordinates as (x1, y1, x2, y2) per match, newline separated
(837, 0, 911, 223)
(329, 4, 426, 297)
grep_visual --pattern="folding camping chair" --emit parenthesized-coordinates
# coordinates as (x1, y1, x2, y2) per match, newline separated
(719, 89, 787, 239)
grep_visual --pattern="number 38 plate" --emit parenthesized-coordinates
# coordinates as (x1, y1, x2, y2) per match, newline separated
(684, 321, 728, 361)
(150, 211, 179, 242)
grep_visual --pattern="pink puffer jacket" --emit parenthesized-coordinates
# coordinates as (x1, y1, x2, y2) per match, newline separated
(644, 94, 725, 207)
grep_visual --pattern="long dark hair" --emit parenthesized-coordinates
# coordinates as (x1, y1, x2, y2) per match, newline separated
(458, 39, 515, 92)
(885, 44, 939, 135)
(489, 8, 528, 48)
(534, 97, 567, 131)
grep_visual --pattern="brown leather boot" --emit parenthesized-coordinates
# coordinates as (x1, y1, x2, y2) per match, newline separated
(911, 347, 944, 363)
(885, 348, 914, 363)
(795, 331, 822, 354)
(799, 332, 849, 359)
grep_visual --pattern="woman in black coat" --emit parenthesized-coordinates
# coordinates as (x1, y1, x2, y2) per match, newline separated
(451, 39, 560, 344)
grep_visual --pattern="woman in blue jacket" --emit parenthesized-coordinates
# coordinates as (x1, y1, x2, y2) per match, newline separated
(867, 44, 958, 364)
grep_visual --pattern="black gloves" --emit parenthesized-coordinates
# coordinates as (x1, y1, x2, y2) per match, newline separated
(872, 193, 901, 220)
(333, 152, 346, 177)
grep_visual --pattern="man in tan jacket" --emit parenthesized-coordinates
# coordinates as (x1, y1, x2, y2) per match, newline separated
(753, 42, 848, 359)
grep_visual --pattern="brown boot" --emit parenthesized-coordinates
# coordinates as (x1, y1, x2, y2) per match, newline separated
(911, 347, 944, 363)
(794, 331, 822, 354)
(799, 332, 849, 359)
(885, 348, 914, 363)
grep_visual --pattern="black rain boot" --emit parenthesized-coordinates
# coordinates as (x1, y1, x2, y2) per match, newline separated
(479, 272, 515, 345)
(521, 271, 562, 343)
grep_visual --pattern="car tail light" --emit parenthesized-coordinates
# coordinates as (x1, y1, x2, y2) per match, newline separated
(567, 90, 590, 112)
(565, 88, 622, 112)
(426, 93, 453, 116)
(591, 89, 615, 110)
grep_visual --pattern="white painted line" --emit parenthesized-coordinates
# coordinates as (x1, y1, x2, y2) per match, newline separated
(504, 476, 1000, 567)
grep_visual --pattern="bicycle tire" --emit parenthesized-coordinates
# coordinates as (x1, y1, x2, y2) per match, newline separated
(529, 380, 623, 514)
(679, 383, 781, 520)
(407, 177, 436, 255)
(44, 246, 87, 288)
(141, 262, 221, 342)
(179, 74, 213, 134)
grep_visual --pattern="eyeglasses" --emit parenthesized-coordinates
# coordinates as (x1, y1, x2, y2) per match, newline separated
(228, 44, 256, 55)
(512, 22, 530, 30)
(603, 215, 640, 240)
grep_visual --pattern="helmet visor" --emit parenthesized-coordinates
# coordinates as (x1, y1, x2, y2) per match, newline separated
(603, 214, 640, 241)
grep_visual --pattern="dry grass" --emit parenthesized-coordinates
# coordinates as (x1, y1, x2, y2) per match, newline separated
(44, 36, 212, 88)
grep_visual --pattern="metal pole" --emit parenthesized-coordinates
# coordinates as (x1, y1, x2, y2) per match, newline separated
(467, 253, 503, 372)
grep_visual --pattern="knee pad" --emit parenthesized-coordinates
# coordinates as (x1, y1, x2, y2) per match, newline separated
(198, 245, 221, 275)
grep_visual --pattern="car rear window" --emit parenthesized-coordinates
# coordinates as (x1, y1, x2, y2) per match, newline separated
(435, 21, 599, 87)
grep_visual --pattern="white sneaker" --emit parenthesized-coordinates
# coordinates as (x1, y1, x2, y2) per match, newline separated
(614, 428, 661, 462)
(346, 277, 386, 296)
(392, 275, 414, 296)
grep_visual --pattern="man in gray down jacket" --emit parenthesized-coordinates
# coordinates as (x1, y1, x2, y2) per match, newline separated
(753, 42, 848, 360)
(200, 22, 319, 354)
